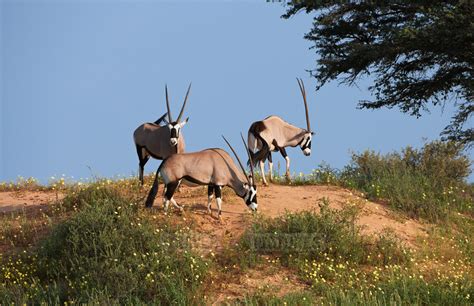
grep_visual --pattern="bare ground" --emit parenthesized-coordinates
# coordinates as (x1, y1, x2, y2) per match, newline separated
(172, 184, 426, 251)
(0, 191, 60, 214)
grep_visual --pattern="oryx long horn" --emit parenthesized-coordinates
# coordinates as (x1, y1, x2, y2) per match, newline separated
(297, 78, 311, 132)
(165, 85, 173, 122)
(177, 83, 191, 122)
(222, 135, 251, 185)
(240, 132, 255, 183)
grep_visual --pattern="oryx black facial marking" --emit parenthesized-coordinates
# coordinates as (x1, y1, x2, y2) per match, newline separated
(299, 132, 312, 156)
(168, 123, 181, 146)
(244, 184, 258, 210)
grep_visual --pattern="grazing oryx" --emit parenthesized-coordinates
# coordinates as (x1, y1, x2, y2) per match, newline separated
(145, 134, 257, 219)
(248, 78, 313, 185)
(133, 84, 191, 185)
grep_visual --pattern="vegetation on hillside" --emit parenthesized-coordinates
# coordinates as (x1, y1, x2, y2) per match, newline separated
(0, 141, 472, 304)
(0, 186, 207, 304)
(230, 199, 473, 305)
(272, 141, 472, 222)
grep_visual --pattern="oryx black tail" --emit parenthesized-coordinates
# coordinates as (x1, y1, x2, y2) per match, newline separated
(247, 121, 270, 167)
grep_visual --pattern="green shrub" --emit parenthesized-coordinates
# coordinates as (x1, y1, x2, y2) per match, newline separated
(341, 141, 472, 221)
(239, 199, 409, 267)
(0, 186, 207, 304)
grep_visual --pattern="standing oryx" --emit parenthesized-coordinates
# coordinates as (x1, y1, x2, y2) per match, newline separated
(133, 84, 191, 185)
(248, 78, 314, 185)
(145, 134, 257, 219)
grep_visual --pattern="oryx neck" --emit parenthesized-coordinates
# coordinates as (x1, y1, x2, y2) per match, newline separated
(284, 126, 308, 147)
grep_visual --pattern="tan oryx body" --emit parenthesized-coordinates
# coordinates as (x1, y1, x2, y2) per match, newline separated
(248, 79, 314, 185)
(133, 84, 191, 185)
(145, 136, 257, 218)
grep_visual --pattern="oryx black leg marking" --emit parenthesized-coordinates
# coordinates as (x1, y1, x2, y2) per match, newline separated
(207, 185, 214, 213)
(278, 147, 288, 159)
(214, 185, 223, 217)
(136, 145, 150, 185)
(267, 152, 273, 163)
(145, 169, 160, 208)
(136, 145, 144, 182)
(267, 152, 273, 181)
(163, 182, 180, 211)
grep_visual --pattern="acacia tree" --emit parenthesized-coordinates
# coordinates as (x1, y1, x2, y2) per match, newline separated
(283, 0, 473, 146)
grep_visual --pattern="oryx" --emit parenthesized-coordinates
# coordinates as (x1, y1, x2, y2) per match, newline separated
(248, 78, 313, 185)
(145, 134, 257, 219)
(133, 84, 191, 185)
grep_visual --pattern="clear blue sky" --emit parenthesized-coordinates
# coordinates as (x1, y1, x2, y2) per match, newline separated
(1, 0, 472, 183)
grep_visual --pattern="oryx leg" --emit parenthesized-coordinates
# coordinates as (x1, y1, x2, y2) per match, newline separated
(145, 168, 160, 208)
(136, 145, 150, 185)
(279, 147, 291, 180)
(207, 185, 214, 214)
(259, 160, 268, 186)
(163, 181, 181, 212)
(267, 152, 274, 182)
(214, 185, 223, 219)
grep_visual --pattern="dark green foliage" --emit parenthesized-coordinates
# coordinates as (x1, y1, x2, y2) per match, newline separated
(284, 1, 474, 145)
(342, 141, 472, 221)
(58, 183, 129, 212)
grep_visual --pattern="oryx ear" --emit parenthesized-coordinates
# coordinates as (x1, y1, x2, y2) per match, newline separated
(162, 117, 169, 125)
(179, 117, 189, 128)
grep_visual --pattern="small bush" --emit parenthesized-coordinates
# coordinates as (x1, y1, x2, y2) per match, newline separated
(239, 199, 409, 267)
(341, 141, 472, 221)
(0, 177, 44, 192)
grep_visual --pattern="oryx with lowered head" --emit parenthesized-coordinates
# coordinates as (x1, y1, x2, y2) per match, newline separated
(248, 78, 314, 185)
(145, 134, 257, 219)
(133, 84, 191, 185)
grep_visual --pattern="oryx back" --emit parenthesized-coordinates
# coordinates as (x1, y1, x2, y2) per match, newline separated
(161, 148, 246, 187)
(255, 116, 303, 150)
